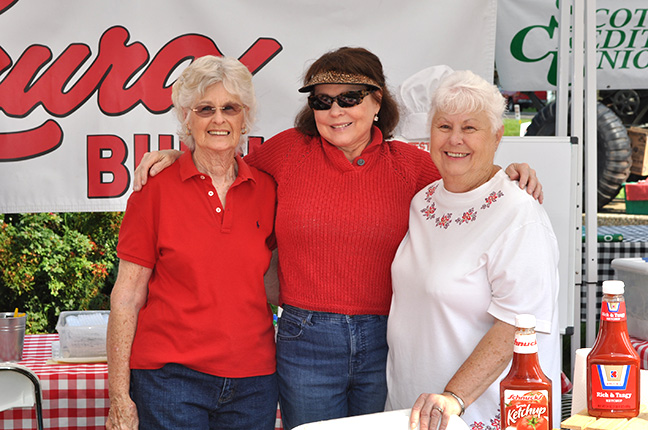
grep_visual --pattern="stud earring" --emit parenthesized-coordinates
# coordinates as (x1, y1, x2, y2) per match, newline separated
(241, 128, 247, 134)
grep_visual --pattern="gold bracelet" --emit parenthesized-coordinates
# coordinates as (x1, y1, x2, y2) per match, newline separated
(444, 391, 465, 416)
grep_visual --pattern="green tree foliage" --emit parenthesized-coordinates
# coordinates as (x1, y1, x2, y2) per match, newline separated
(0, 213, 122, 333)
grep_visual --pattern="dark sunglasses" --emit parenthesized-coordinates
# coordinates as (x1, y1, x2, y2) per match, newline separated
(191, 104, 245, 118)
(307, 90, 375, 111)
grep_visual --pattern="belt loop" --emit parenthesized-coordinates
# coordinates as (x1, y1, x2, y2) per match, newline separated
(304, 310, 314, 325)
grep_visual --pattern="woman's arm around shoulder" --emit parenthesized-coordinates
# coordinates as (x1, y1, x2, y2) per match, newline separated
(133, 150, 183, 191)
(388, 141, 542, 200)
(504, 163, 543, 203)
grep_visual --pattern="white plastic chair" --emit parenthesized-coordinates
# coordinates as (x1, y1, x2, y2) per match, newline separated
(292, 408, 469, 430)
(0, 363, 44, 430)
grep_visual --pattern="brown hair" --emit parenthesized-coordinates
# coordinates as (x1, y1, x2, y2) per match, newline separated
(294, 47, 399, 139)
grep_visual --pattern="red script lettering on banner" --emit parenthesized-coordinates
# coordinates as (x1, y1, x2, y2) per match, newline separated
(0, 26, 282, 162)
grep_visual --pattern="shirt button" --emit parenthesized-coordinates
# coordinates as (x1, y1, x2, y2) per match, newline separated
(208, 191, 214, 196)
(215, 207, 222, 213)
(200, 175, 206, 180)
(357, 158, 366, 166)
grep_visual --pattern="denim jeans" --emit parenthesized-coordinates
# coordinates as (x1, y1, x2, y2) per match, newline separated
(276, 304, 388, 430)
(130, 363, 278, 430)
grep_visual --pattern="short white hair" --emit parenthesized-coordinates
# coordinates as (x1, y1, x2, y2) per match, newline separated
(428, 70, 505, 133)
(172, 55, 257, 153)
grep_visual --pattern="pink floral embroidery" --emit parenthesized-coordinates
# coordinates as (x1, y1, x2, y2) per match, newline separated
(422, 188, 503, 227)
(424, 184, 437, 202)
(467, 410, 501, 430)
(490, 417, 501, 430)
(420, 203, 436, 220)
(481, 190, 504, 209)
(455, 207, 477, 225)
(435, 213, 453, 229)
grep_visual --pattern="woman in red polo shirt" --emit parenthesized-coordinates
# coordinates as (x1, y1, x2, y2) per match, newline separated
(106, 56, 278, 430)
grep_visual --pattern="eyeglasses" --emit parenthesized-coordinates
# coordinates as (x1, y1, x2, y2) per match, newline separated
(307, 90, 374, 111)
(191, 104, 245, 118)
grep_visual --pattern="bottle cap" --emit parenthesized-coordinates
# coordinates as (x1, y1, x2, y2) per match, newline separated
(602, 280, 624, 295)
(515, 314, 536, 328)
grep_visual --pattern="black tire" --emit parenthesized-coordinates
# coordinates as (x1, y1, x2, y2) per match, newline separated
(525, 101, 632, 209)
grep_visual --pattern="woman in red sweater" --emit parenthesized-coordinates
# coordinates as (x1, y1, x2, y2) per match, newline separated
(133, 48, 541, 430)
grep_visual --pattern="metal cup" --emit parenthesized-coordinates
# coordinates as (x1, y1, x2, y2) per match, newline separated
(0, 312, 27, 362)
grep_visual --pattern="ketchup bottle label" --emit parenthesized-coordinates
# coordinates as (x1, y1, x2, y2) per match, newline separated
(513, 333, 537, 354)
(600, 301, 626, 321)
(589, 364, 638, 409)
(502, 390, 550, 430)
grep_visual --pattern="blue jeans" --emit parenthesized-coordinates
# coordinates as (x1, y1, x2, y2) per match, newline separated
(130, 363, 278, 430)
(276, 305, 388, 430)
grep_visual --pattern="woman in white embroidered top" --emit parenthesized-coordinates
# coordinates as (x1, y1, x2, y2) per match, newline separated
(386, 70, 561, 430)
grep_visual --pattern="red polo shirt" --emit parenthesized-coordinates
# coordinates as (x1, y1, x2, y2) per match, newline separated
(117, 151, 277, 377)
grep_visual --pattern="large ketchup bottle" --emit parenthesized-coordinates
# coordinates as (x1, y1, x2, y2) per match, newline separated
(587, 280, 640, 418)
(500, 314, 552, 430)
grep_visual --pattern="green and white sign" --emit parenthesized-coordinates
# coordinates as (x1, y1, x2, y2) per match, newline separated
(497, 0, 648, 90)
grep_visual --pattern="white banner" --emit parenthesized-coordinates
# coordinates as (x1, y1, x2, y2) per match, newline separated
(496, 0, 648, 90)
(0, 0, 497, 213)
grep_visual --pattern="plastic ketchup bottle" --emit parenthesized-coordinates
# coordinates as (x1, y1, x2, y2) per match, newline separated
(587, 280, 640, 418)
(500, 314, 552, 430)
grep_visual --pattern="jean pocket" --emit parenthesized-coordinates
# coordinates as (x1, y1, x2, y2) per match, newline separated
(276, 310, 306, 341)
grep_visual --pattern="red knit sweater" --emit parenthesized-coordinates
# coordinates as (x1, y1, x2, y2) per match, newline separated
(245, 127, 440, 315)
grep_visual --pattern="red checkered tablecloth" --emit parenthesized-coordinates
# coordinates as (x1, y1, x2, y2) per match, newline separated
(1, 334, 285, 430)
(0, 334, 108, 430)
